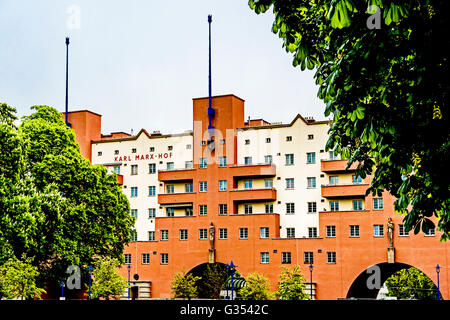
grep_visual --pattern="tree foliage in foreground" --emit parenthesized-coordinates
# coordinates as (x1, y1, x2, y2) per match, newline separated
(89, 257, 129, 300)
(170, 269, 201, 299)
(239, 272, 273, 300)
(249, 0, 450, 239)
(276, 265, 309, 300)
(0, 102, 134, 291)
(385, 267, 438, 300)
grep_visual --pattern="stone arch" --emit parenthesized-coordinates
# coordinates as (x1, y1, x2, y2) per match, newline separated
(187, 262, 229, 299)
(346, 262, 442, 300)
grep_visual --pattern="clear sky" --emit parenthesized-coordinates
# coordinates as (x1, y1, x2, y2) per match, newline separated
(0, 0, 326, 135)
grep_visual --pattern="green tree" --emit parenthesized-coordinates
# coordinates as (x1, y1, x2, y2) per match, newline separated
(197, 263, 227, 299)
(89, 257, 129, 300)
(0, 102, 134, 292)
(239, 272, 273, 300)
(276, 265, 309, 300)
(0, 254, 46, 300)
(385, 267, 438, 300)
(249, 0, 450, 239)
(170, 269, 201, 299)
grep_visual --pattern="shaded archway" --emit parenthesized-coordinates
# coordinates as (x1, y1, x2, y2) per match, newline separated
(346, 263, 442, 300)
(188, 262, 228, 299)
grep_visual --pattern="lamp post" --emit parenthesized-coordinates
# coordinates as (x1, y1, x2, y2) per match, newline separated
(309, 263, 314, 300)
(436, 264, 440, 300)
(226, 261, 236, 300)
(61, 282, 65, 300)
(128, 264, 131, 299)
(87, 265, 93, 301)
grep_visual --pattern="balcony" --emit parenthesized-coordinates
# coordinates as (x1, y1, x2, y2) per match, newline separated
(321, 183, 369, 199)
(230, 163, 276, 179)
(321, 159, 358, 173)
(231, 188, 277, 203)
(158, 192, 195, 205)
(158, 168, 195, 182)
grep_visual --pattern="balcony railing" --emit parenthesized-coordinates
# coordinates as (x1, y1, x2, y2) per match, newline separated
(231, 188, 277, 202)
(321, 183, 369, 199)
(158, 192, 196, 205)
(321, 159, 358, 173)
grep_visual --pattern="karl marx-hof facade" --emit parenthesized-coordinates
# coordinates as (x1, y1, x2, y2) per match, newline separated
(65, 94, 449, 300)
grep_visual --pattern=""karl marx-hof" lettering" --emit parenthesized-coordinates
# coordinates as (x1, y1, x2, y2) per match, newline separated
(114, 152, 173, 162)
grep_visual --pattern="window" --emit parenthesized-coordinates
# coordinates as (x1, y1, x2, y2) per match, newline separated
(308, 134, 314, 140)
(167, 208, 174, 217)
(113, 166, 121, 174)
(124, 254, 131, 265)
(180, 229, 188, 240)
(97, 151, 102, 156)
(265, 204, 273, 214)
(199, 205, 207, 216)
(199, 229, 207, 240)
(148, 186, 156, 196)
(219, 156, 227, 167)
(399, 224, 409, 236)
(304, 252, 314, 264)
(131, 231, 137, 242)
(286, 178, 295, 190)
(244, 204, 253, 214)
(327, 252, 337, 264)
(114, 150, 119, 155)
(239, 228, 248, 239)
(425, 228, 436, 237)
(132, 148, 137, 153)
(285, 154, 294, 165)
(199, 181, 207, 192)
(329, 151, 338, 160)
(185, 183, 193, 193)
(307, 202, 317, 214)
(373, 198, 384, 210)
(350, 225, 360, 237)
(219, 180, 227, 191)
(286, 203, 295, 214)
(326, 226, 336, 238)
(260, 227, 269, 239)
(168, 145, 173, 151)
(161, 230, 169, 241)
(130, 209, 138, 219)
(286, 136, 292, 141)
(199, 158, 207, 169)
(308, 227, 318, 238)
(353, 200, 363, 211)
(244, 156, 252, 165)
(150, 147, 155, 152)
(329, 176, 339, 185)
(352, 175, 363, 184)
(131, 187, 138, 197)
(260, 252, 269, 264)
(160, 253, 168, 265)
(307, 177, 317, 188)
(264, 155, 273, 164)
(167, 162, 174, 170)
(245, 139, 250, 145)
(374, 225, 384, 237)
(265, 179, 273, 188)
(148, 208, 156, 219)
(185, 208, 193, 216)
(282, 252, 291, 264)
(186, 144, 192, 150)
(286, 228, 295, 238)
(219, 228, 228, 239)
(306, 152, 316, 164)
(166, 185, 174, 194)
(244, 180, 253, 190)
(330, 201, 339, 211)
(219, 204, 228, 215)
(148, 231, 155, 241)
(142, 253, 150, 264)
(149, 163, 156, 174)
(185, 161, 193, 169)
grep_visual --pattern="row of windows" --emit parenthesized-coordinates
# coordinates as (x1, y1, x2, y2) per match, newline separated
(323, 224, 435, 238)
(99, 145, 193, 157)
(125, 250, 338, 266)
(328, 198, 383, 211)
(244, 134, 317, 145)
(156, 227, 272, 241)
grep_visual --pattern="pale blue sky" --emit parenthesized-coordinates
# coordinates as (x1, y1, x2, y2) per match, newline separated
(0, 0, 326, 134)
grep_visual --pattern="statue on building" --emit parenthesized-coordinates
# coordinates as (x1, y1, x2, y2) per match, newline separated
(387, 218, 394, 248)
(209, 222, 215, 250)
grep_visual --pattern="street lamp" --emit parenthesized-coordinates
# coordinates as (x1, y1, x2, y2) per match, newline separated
(309, 263, 314, 300)
(127, 264, 131, 299)
(436, 264, 440, 301)
(87, 265, 93, 301)
(226, 261, 236, 300)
